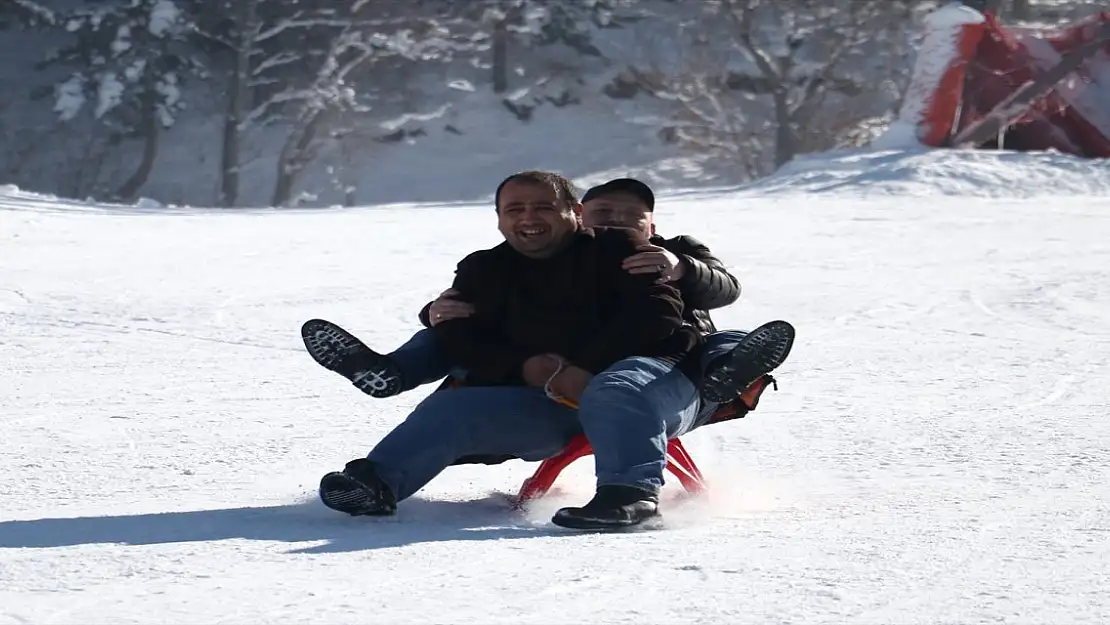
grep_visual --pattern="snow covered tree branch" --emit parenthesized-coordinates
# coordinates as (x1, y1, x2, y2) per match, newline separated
(181, 0, 485, 206)
(721, 0, 915, 165)
(632, 0, 916, 176)
(269, 5, 481, 206)
(0, 0, 57, 29)
(475, 0, 647, 93)
(1, 0, 56, 29)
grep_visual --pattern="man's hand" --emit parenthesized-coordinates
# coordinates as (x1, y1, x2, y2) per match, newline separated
(622, 244, 686, 283)
(547, 365, 593, 404)
(428, 288, 475, 326)
(522, 355, 592, 404)
(522, 354, 564, 387)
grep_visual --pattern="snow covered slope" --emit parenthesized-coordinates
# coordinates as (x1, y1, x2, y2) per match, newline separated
(739, 147, 1110, 198)
(2, 152, 1109, 623)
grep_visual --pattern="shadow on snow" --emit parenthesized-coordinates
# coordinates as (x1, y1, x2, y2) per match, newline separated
(0, 493, 587, 554)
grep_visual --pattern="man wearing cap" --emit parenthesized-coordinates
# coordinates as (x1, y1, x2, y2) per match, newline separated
(572, 177, 763, 406)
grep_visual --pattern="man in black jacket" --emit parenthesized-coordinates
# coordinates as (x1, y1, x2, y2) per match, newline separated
(307, 171, 793, 529)
(577, 177, 739, 339)
(573, 177, 764, 407)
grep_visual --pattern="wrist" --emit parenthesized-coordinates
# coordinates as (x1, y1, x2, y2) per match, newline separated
(674, 255, 693, 280)
(675, 258, 688, 279)
(543, 359, 569, 397)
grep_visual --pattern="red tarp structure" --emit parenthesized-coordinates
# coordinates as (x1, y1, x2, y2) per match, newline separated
(906, 6, 1110, 157)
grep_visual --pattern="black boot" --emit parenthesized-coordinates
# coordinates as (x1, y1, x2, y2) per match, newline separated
(318, 458, 397, 516)
(301, 319, 404, 398)
(701, 320, 795, 404)
(551, 485, 660, 530)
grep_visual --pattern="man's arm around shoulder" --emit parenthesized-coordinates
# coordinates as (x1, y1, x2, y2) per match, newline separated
(665, 234, 741, 310)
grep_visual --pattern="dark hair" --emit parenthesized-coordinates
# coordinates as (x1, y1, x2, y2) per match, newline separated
(494, 170, 579, 211)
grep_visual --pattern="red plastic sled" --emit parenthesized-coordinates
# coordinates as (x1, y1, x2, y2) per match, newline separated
(516, 436, 707, 505)
(512, 373, 779, 507)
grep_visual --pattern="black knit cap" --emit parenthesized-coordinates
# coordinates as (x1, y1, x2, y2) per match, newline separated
(580, 178, 655, 211)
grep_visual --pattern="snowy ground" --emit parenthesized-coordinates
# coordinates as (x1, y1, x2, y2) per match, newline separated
(2, 150, 1109, 623)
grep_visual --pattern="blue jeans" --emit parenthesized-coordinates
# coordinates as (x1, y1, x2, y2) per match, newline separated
(365, 356, 704, 501)
(386, 327, 749, 403)
(386, 328, 457, 392)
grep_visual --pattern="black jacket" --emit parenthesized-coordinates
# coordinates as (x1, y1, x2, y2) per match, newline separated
(420, 232, 740, 336)
(653, 234, 740, 334)
(432, 227, 702, 387)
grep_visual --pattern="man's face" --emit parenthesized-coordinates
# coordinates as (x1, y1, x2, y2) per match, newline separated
(496, 180, 580, 258)
(582, 191, 654, 238)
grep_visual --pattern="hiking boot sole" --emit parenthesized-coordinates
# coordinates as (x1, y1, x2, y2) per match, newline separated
(301, 318, 403, 398)
(551, 508, 664, 531)
(701, 320, 795, 404)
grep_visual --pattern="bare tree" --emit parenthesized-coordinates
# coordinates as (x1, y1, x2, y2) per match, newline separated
(191, 0, 482, 206)
(632, 0, 916, 177)
(191, 0, 370, 206)
(485, 3, 520, 94)
(626, 57, 771, 179)
(446, 0, 647, 94)
(190, 0, 338, 207)
(270, 25, 373, 206)
(271, 7, 482, 206)
(201, 0, 260, 208)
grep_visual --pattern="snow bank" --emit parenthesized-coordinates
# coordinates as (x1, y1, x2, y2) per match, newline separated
(739, 147, 1110, 199)
(7, 146, 1110, 213)
(0, 185, 209, 215)
(0, 182, 473, 215)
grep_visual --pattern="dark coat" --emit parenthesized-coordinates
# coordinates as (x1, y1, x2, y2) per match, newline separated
(431, 227, 702, 387)
(420, 233, 741, 336)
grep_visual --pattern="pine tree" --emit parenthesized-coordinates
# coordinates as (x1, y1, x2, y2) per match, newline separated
(33, 0, 204, 200)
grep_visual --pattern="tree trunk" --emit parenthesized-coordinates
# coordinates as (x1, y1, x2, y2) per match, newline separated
(115, 86, 159, 202)
(337, 129, 357, 207)
(273, 108, 327, 207)
(949, 20, 1110, 148)
(492, 14, 509, 93)
(218, 0, 257, 208)
(771, 90, 796, 167)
